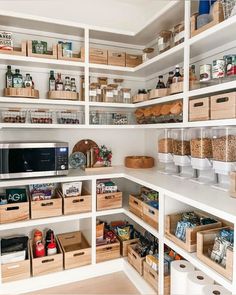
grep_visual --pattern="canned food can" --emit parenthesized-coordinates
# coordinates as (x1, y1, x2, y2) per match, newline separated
(199, 64, 211, 82)
(224, 55, 236, 76)
(212, 59, 225, 79)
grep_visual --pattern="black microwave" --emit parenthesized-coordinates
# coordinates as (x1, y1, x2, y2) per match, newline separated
(0, 142, 69, 179)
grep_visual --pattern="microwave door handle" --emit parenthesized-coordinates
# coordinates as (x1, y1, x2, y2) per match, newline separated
(2, 149, 9, 173)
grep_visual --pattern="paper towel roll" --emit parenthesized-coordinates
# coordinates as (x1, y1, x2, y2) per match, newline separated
(187, 270, 214, 294)
(202, 284, 232, 295)
(171, 260, 195, 295)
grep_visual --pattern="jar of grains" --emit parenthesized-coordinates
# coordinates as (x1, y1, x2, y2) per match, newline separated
(172, 128, 191, 156)
(190, 128, 213, 159)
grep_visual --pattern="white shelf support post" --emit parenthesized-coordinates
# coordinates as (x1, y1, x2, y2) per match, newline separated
(91, 178, 97, 265)
(84, 28, 90, 126)
(158, 191, 165, 295)
(232, 222, 236, 294)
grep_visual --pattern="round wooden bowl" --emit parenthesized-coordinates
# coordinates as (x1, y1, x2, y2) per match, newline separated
(125, 156, 154, 169)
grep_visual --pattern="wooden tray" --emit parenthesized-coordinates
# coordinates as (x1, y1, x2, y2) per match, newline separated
(149, 88, 168, 100)
(4, 88, 39, 98)
(125, 156, 154, 169)
(0, 41, 27, 56)
(57, 44, 84, 62)
(132, 93, 148, 103)
(27, 40, 57, 59)
(191, 1, 224, 37)
(48, 90, 79, 101)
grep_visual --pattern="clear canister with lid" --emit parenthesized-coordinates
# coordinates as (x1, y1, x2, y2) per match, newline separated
(113, 78, 124, 103)
(190, 128, 213, 159)
(173, 22, 184, 46)
(103, 86, 114, 103)
(157, 30, 173, 54)
(172, 129, 191, 156)
(158, 129, 173, 154)
(212, 127, 236, 162)
(109, 84, 119, 102)
(89, 83, 97, 102)
(121, 88, 131, 104)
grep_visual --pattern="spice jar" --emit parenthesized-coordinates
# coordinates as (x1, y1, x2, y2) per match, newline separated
(190, 128, 213, 159)
(142, 48, 155, 63)
(121, 88, 131, 104)
(103, 86, 114, 102)
(172, 129, 191, 156)
(157, 30, 173, 54)
(89, 83, 97, 102)
(173, 22, 184, 46)
(212, 127, 236, 162)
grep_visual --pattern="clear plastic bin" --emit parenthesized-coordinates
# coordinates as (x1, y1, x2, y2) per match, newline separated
(1, 109, 27, 123)
(30, 110, 53, 124)
(57, 111, 84, 124)
(212, 127, 236, 162)
(158, 129, 173, 154)
(190, 128, 213, 159)
(172, 129, 191, 156)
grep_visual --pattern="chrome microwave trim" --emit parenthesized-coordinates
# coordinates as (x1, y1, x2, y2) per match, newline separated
(0, 142, 68, 149)
(0, 170, 68, 179)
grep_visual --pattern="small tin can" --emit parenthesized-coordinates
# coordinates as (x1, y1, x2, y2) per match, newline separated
(224, 55, 236, 76)
(212, 59, 225, 79)
(199, 64, 211, 82)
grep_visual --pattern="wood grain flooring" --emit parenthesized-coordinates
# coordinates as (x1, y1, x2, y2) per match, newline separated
(24, 272, 140, 295)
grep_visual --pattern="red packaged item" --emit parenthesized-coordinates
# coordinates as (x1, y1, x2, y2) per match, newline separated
(35, 241, 45, 257)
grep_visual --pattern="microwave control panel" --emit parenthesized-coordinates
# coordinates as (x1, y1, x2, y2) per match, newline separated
(56, 147, 69, 171)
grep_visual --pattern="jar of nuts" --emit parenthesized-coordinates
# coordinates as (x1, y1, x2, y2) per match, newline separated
(172, 129, 191, 156)
(158, 129, 173, 154)
(212, 127, 236, 162)
(190, 128, 213, 159)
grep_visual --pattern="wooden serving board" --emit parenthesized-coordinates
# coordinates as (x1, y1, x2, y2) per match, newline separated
(125, 156, 154, 169)
(72, 139, 98, 154)
(4, 88, 39, 98)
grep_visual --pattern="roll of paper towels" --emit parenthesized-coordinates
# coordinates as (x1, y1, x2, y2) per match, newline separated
(171, 260, 195, 295)
(202, 284, 232, 295)
(187, 270, 214, 294)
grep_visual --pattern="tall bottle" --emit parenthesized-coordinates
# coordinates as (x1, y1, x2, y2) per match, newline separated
(55, 73, 63, 91)
(166, 71, 174, 88)
(172, 65, 182, 83)
(189, 65, 197, 81)
(6, 65, 13, 88)
(71, 78, 77, 92)
(12, 69, 23, 88)
(64, 76, 71, 91)
(24, 73, 32, 88)
(156, 75, 166, 89)
(49, 70, 56, 91)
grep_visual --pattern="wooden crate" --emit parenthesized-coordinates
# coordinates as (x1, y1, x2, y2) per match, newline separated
(132, 93, 148, 103)
(47, 90, 78, 101)
(30, 193, 62, 219)
(149, 88, 168, 100)
(190, 1, 224, 37)
(126, 54, 142, 67)
(117, 236, 139, 257)
(169, 82, 183, 95)
(197, 227, 233, 280)
(59, 189, 92, 215)
(127, 244, 145, 275)
(142, 202, 158, 230)
(27, 40, 57, 59)
(96, 191, 122, 211)
(165, 211, 222, 253)
(96, 241, 120, 263)
(57, 44, 84, 62)
(81, 47, 108, 64)
(1, 244, 30, 283)
(189, 97, 210, 121)
(4, 87, 39, 99)
(0, 41, 27, 56)
(129, 194, 143, 218)
(57, 231, 91, 270)
(0, 198, 29, 224)
(211, 92, 236, 120)
(30, 238, 63, 277)
(108, 50, 126, 67)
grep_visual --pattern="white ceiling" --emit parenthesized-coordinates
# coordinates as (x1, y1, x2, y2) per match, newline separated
(0, 0, 171, 33)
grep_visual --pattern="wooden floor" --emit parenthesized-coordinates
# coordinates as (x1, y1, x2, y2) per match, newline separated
(25, 272, 140, 295)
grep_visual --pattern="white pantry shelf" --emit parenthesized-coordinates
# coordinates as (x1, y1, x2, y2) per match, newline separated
(164, 237, 233, 292)
(96, 208, 124, 217)
(0, 123, 87, 129)
(134, 93, 183, 108)
(88, 101, 134, 108)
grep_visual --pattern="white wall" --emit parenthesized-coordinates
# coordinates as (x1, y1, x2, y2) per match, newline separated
(0, 0, 169, 33)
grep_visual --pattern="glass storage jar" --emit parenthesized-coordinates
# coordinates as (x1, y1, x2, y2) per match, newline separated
(190, 128, 213, 159)
(2, 109, 27, 123)
(212, 127, 236, 162)
(103, 86, 114, 103)
(157, 30, 173, 54)
(113, 78, 124, 103)
(173, 22, 184, 46)
(30, 110, 53, 124)
(158, 129, 173, 154)
(57, 111, 84, 124)
(172, 128, 191, 156)
(89, 83, 98, 102)
(121, 88, 131, 104)
(90, 111, 99, 125)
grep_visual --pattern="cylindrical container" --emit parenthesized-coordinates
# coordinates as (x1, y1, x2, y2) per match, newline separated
(173, 22, 184, 46)
(89, 83, 98, 102)
(172, 129, 191, 156)
(96, 83, 102, 102)
(121, 88, 131, 104)
(171, 260, 195, 295)
(34, 229, 43, 244)
(103, 86, 114, 103)
(157, 30, 173, 53)
(212, 127, 236, 162)
(47, 241, 57, 256)
(186, 270, 214, 294)
(158, 129, 173, 154)
(200, 64, 212, 82)
(202, 284, 231, 295)
(90, 111, 99, 125)
(224, 54, 236, 77)
(212, 59, 225, 79)
(110, 84, 119, 102)
(35, 241, 45, 258)
(190, 128, 213, 159)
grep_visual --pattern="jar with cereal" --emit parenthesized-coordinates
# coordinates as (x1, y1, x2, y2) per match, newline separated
(190, 128, 213, 159)
(172, 129, 191, 157)
(158, 129, 174, 164)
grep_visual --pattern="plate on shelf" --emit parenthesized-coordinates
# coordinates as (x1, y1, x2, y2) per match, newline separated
(69, 152, 86, 168)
